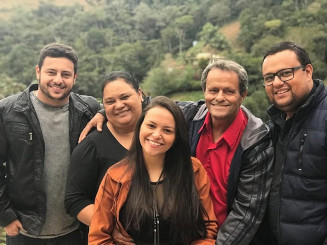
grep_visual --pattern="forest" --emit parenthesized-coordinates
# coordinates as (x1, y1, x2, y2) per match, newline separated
(0, 0, 326, 121)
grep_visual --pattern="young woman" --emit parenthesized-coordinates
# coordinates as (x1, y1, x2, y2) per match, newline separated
(89, 96, 218, 244)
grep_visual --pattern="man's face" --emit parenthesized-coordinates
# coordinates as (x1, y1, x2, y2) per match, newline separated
(262, 50, 313, 118)
(35, 56, 76, 106)
(204, 68, 246, 126)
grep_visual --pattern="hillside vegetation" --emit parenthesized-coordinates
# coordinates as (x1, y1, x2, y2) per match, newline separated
(0, 0, 326, 121)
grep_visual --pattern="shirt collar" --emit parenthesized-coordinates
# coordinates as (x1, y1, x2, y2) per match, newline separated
(198, 108, 246, 149)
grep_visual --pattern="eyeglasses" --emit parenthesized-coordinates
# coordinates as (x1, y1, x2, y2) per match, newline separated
(262, 65, 305, 86)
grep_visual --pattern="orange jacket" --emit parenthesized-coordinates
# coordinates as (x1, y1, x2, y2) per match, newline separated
(89, 157, 218, 245)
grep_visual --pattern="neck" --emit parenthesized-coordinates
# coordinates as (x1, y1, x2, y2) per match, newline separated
(107, 121, 135, 134)
(285, 111, 295, 120)
(107, 122, 135, 149)
(144, 154, 164, 182)
(35, 90, 69, 107)
(211, 117, 233, 143)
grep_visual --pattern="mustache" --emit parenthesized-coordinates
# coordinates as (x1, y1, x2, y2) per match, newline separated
(48, 82, 66, 89)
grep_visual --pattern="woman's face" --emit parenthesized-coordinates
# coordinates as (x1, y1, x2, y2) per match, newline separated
(139, 106, 176, 162)
(103, 79, 143, 130)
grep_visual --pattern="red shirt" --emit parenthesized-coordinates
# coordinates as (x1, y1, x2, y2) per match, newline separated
(196, 108, 248, 226)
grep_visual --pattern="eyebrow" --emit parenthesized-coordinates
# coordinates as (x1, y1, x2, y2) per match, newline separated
(263, 67, 295, 76)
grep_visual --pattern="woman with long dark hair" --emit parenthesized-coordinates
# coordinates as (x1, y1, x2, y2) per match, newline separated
(89, 96, 217, 244)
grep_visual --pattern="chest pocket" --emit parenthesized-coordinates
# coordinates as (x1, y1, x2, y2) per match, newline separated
(7, 122, 34, 162)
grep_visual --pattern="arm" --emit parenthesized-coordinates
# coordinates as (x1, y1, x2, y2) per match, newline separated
(111, 227, 135, 245)
(192, 158, 218, 245)
(79, 111, 106, 143)
(0, 115, 19, 229)
(89, 172, 116, 245)
(216, 140, 274, 245)
(65, 137, 100, 224)
(77, 204, 94, 226)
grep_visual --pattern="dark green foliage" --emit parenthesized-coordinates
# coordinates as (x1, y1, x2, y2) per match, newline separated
(0, 0, 326, 120)
(243, 88, 270, 123)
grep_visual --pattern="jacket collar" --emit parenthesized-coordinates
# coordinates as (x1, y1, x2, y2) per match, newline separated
(193, 104, 269, 151)
(13, 84, 38, 113)
(13, 83, 93, 115)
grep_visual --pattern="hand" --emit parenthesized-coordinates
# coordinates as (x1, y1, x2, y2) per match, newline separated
(78, 112, 105, 143)
(112, 227, 135, 245)
(5, 219, 26, 236)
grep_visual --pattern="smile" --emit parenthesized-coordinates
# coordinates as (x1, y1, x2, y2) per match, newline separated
(275, 89, 289, 95)
(147, 139, 162, 146)
(49, 83, 65, 89)
(212, 104, 229, 107)
(116, 110, 130, 116)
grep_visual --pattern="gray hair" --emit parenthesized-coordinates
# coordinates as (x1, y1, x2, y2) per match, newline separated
(201, 58, 248, 95)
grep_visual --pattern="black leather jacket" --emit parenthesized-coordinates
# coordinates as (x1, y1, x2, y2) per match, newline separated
(0, 84, 100, 235)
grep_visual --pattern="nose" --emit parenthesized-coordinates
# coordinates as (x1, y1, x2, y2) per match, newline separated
(215, 90, 225, 101)
(272, 75, 284, 87)
(53, 74, 63, 84)
(152, 129, 161, 139)
(115, 100, 125, 109)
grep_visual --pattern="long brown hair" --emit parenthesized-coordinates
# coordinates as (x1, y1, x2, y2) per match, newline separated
(122, 96, 208, 244)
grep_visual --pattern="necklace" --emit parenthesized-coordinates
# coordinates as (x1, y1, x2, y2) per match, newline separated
(153, 170, 164, 245)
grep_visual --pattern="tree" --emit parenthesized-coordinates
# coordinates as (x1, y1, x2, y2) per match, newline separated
(243, 88, 270, 122)
(208, 1, 231, 25)
(133, 2, 159, 40)
(173, 15, 194, 54)
(0, 74, 26, 99)
(198, 23, 231, 52)
(161, 26, 178, 53)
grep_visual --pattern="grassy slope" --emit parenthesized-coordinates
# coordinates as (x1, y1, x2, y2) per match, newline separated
(0, 0, 89, 19)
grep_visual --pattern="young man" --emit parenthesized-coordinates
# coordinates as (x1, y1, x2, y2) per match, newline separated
(0, 43, 100, 244)
(257, 41, 327, 244)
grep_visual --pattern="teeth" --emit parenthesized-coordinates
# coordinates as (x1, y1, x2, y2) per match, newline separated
(276, 90, 288, 95)
(148, 139, 160, 146)
(117, 110, 128, 115)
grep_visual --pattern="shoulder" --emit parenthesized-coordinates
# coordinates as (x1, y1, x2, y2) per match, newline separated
(70, 93, 100, 112)
(191, 157, 209, 190)
(191, 157, 201, 172)
(82, 125, 107, 142)
(0, 94, 19, 113)
(0, 87, 26, 108)
(241, 105, 270, 149)
(177, 100, 206, 121)
(72, 131, 98, 154)
(191, 157, 207, 177)
(106, 161, 133, 183)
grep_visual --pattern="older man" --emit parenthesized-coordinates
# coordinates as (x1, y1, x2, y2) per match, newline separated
(187, 59, 273, 244)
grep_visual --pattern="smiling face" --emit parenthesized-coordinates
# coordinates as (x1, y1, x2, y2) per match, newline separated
(262, 50, 313, 118)
(139, 106, 176, 163)
(103, 79, 143, 131)
(35, 56, 76, 106)
(204, 68, 246, 126)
